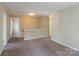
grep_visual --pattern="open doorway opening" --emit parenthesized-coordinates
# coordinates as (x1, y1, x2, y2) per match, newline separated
(10, 17, 20, 40)
(19, 16, 50, 40)
(12, 18, 20, 38)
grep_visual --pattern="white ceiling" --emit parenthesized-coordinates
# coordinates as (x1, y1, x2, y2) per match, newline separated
(1, 2, 79, 16)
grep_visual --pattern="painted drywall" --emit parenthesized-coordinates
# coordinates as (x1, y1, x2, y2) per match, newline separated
(9, 17, 13, 39)
(41, 16, 49, 36)
(20, 16, 49, 40)
(49, 16, 52, 36)
(0, 6, 4, 55)
(0, 5, 10, 55)
(0, 5, 6, 55)
(51, 4, 79, 51)
(7, 15, 10, 41)
(20, 16, 41, 29)
(3, 10, 10, 46)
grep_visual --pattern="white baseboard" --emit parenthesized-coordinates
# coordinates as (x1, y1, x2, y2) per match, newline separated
(51, 39, 79, 52)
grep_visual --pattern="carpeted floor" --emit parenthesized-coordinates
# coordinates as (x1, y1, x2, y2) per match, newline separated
(1, 37, 79, 56)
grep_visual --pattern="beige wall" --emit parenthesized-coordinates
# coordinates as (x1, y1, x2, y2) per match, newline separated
(20, 16, 41, 29)
(19, 15, 49, 40)
(41, 16, 49, 35)
(51, 4, 79, 51)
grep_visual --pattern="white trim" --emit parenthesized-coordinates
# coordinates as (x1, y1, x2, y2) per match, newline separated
(51, 39, 79, 52)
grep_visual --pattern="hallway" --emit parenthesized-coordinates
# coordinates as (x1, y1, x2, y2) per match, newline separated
(1, 37, 79, 56)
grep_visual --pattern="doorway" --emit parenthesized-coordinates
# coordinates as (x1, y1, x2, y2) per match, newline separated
(13, 18, 20, 38)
